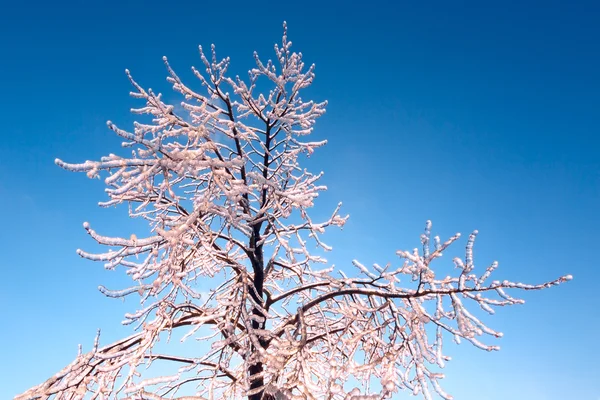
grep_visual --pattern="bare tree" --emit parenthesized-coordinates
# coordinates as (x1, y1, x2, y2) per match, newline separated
(16, 23, 571, 400)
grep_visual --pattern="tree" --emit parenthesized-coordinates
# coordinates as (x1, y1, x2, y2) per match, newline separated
(16, 23, 571, 400)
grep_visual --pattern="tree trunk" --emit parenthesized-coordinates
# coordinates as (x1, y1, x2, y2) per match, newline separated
(248, 225, 268, 400)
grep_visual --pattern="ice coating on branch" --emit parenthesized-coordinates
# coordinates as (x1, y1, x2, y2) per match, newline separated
(17, 24, 571, 400)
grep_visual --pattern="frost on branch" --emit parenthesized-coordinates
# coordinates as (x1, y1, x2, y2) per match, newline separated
(17, 23, 570, 400)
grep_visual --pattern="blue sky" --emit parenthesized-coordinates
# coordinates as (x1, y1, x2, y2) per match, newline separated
(0, 1, 598, 399)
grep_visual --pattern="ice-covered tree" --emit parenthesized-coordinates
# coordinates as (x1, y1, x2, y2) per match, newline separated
(17, 23, 571, 400)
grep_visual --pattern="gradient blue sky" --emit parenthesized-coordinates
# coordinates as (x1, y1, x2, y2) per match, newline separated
(1, 1, 598, 399)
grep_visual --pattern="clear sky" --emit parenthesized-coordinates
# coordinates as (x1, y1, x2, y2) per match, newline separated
(0, 1, 598, 399)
